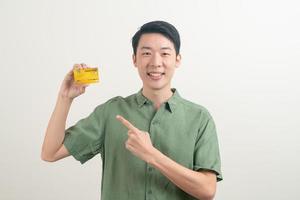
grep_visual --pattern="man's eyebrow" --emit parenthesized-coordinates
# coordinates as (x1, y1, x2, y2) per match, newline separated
(161, 47, 172, 50)
(140, 46, 173, 50)
(140, 46, 152, 50)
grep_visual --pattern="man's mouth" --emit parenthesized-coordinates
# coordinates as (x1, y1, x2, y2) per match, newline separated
(147, 72, 165, 80)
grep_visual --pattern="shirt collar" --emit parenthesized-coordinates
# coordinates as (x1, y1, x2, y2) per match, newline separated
(136, 89, 149, 107)
(135, 88, 182, 113)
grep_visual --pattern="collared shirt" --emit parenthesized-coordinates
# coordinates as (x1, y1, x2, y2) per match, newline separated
(64, 88, 223, 200)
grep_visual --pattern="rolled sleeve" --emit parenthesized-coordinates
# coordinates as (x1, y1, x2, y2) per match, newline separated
(194, 114, 223, 181)
(63, 104, 106, 164)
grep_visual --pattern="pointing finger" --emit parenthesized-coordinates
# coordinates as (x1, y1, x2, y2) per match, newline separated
(116, 115, 139, 132)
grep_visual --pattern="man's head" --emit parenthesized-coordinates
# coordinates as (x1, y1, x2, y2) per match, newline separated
(132, 21, 181, 56)
(131, 21, 181, 93)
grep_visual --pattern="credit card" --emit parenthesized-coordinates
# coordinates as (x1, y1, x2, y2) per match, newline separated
(73, 67, 99, 84)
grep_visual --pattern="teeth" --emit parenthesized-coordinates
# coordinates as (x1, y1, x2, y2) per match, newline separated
(149, 73, 161, 77)
(148, 72, 164, 77)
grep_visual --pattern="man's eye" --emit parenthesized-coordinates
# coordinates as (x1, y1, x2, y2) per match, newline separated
(142, 52, 151, 56)
(162, 53, 170, 56)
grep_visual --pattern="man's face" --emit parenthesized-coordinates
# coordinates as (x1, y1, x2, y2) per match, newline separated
(133, 33, 181, 92)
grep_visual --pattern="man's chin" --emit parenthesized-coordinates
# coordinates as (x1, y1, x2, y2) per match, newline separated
(144, 83, 170, 91)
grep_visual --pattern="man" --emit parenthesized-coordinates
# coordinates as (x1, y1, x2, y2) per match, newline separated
(41, 21, 223, 200)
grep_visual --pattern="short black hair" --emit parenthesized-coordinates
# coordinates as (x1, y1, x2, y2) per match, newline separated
(132, 21, 181, 56)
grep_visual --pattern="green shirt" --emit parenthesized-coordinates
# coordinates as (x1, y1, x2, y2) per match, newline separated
(64, 88, 223, 200)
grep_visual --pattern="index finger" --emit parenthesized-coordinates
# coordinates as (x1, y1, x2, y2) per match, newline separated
(116, 115, 139, 132)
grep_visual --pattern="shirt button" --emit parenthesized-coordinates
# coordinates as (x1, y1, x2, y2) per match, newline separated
(152, 121, 159, 125)
(148, 167, 153, 172)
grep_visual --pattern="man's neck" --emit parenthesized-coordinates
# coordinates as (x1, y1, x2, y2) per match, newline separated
(142, 87, 173, 110)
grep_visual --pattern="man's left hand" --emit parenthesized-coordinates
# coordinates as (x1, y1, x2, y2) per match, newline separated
(116, 115, 155, 163)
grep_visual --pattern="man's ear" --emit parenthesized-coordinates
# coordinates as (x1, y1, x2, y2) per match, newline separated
(132, 54, 137, 68)
(175, 54, 181, 68)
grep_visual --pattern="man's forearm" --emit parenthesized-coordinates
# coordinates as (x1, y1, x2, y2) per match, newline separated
(41, 95, 72, 160)
(148, 148, 216, 200)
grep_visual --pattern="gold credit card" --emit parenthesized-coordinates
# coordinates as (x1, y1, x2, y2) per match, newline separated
(73, 67, 99, 84)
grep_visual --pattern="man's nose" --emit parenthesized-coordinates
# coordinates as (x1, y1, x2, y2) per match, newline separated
(150, 53, 162, 67)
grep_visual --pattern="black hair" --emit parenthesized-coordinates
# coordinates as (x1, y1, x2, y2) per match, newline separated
(132, 21, 181, 56)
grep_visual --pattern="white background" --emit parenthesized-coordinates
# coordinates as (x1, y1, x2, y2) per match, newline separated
(1, 0, 299, 199)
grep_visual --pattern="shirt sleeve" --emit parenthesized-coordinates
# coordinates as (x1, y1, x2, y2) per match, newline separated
(193, 113, 223, 181)
(63, 103, 107, 164)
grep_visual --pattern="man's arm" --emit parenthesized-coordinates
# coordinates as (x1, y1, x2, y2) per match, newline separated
(41, 95, 72, 162)
(116, 115, 217, 200)
(149, 148, 216, 200)
(41, 64, 89, 162)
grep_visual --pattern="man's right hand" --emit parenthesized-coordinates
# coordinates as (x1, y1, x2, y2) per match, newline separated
(41, 63, 90, 162)
(59, 63, 89, 100)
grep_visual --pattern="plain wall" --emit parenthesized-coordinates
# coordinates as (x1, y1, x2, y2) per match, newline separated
(1, 0, 299, 199)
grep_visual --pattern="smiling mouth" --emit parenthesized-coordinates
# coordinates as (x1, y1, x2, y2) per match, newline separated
(147, 72, 165, 80)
